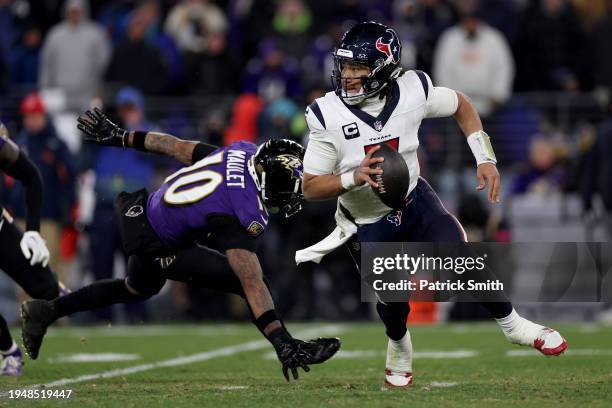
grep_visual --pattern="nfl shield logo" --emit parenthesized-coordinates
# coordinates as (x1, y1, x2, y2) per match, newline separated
(374, 121, 383, 131)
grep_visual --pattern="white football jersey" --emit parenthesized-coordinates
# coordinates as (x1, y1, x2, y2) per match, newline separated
(304, 70, 457, 225)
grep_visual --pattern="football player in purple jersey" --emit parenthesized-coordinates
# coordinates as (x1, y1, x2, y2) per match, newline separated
(21, 108, 339, 381)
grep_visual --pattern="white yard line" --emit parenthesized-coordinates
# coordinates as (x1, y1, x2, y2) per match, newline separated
(506, 348, 612, 357)
(0, 324, 344, 396)
(263, 349, 478, 360)
(45, 325, 243, 338)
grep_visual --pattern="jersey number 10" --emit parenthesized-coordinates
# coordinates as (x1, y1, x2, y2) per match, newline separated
(163, 151, 224, 205)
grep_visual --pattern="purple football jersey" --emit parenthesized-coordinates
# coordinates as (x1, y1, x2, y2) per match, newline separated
(146, 141, 269, 248)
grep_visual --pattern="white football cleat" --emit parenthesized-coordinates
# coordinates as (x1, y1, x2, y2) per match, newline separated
(504, 318, 567, 356)
(384, 369, 413, 388)
(383, 331, 413, 389)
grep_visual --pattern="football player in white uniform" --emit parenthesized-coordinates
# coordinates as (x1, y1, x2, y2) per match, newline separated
(297, 21, 567, 388)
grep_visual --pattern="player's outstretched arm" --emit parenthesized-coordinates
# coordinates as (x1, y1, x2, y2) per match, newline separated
(0, 132, 49, 266)
(226, 248, 313, 381)
(453, 92, 500, 203)
(226, 248, 277, 320)
(77, 108, 217, 165)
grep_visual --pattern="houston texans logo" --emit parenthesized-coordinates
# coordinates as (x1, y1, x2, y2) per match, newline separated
(386, 210, 403, 226)
(375, 33, 398, 64)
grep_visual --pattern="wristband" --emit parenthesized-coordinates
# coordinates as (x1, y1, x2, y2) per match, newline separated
(340, 171, 356, 190)
(132, 131, 148, 151)
(467, 130, 497, 166)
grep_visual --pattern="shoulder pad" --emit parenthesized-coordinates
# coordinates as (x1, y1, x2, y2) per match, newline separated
(305, 99, 326, 131)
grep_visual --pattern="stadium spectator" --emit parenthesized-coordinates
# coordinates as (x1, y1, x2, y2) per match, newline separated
(272, 0, 313, 59)
(164, 0, 228, 54)
(9, 25, 42, 88)
(392, 0, 455, 74)
(257, 97, 300, 143)
(300, 23, 343, 89)
(83, 88, 159, 322)
(0, 0, 24, 68)
(39, 0, 111, 111)
(511, 136, 568, 196)
(223, 93, 263, 146)
(8, 93, 76, 281)
(226, 0, 276, 62)
(581, 101, 612, 239)
(587, 0, 612, 103)
(241, 38, 302, 103)
(106, 7, 169, 95)
(433, 0, 514, 117)
(514, 0, 584, 92)
(183, 31, 239, 95)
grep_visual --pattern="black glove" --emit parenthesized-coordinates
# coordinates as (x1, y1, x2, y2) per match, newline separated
(77, 107, 128, 148)
(274, 337, 311, 381)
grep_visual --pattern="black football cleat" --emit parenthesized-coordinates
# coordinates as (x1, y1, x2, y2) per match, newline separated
(298, 337, 341, 365)
(20, 300, 55, 360)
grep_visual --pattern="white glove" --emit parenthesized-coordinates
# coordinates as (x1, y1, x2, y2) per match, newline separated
(20, 231, 50, 267)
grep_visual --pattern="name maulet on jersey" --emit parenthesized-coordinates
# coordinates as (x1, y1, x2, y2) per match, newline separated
(305, 70, 432, 225)
(146, 141, 269, 248)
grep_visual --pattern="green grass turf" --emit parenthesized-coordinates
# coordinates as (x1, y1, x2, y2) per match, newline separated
(1, 322, 611, 407)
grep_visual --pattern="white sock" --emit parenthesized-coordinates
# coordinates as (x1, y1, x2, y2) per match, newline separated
(495, 308, 521, 336)
(0, 340, 18, 355)
(496, 308, 547, 346)
(387, 330, 412, 372)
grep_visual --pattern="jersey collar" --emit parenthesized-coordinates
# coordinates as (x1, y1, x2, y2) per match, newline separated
(341, 81, 400, 132)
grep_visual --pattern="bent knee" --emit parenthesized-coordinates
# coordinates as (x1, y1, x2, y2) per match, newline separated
(125, 278, 164, 299)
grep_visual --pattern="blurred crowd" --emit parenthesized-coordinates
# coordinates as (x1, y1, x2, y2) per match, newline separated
(0, 0, 611, 322)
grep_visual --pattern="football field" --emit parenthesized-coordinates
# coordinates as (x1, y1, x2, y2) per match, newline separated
(1, 322, 611, 407)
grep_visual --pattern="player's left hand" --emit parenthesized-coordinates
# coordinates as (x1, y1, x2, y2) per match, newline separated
(20, 231, 50, 267)
(476, 162, 501, 203)
(77, 107, 128, 148)
(275, 338, 311, 381)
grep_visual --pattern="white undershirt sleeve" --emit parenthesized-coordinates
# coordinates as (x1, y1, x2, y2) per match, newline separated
(425, 86, 459, 118)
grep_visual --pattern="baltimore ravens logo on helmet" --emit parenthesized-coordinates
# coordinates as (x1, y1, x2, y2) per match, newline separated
(252, 139, 305, 218)
(277, 154, 304, 180)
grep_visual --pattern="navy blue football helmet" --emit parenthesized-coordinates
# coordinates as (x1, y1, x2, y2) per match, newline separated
(332, 21, 403, 105)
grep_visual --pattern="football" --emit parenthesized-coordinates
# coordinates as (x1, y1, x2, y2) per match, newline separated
(369, 143, 410, 209)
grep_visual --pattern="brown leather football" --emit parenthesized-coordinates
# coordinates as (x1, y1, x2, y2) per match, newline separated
(369, 144, 410, 209)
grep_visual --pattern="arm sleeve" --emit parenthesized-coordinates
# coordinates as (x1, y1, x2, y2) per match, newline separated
(207, 214, 257, 252)
(3, 151, 43, 231)
(303, 105, 338, 175)
(192, 142, 220, 163)
(419, 70, 459, 118)
(425, 86, 459, 118)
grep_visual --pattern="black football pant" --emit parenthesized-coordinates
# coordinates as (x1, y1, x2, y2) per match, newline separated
(52, 244, 274, 326)
(353, 177, 512, 341)
(0, 210, 59, 349)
